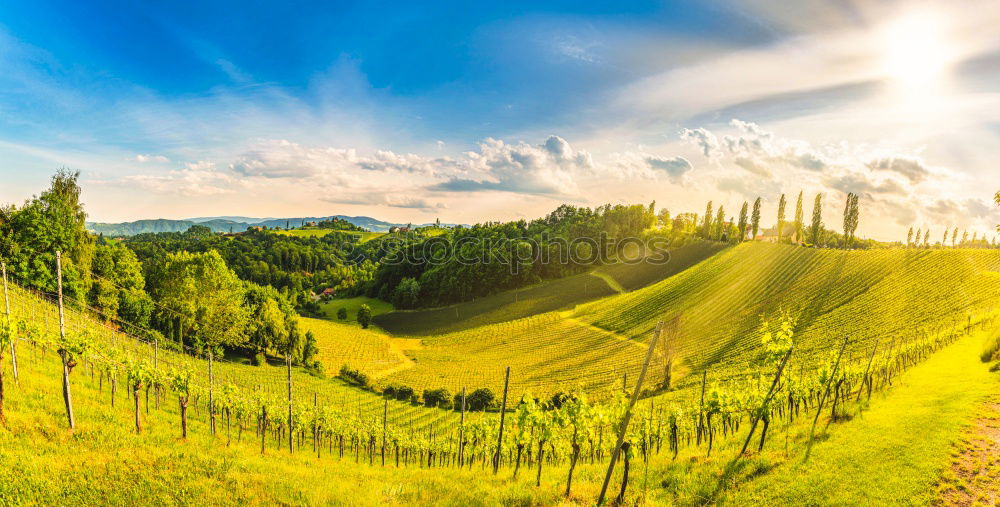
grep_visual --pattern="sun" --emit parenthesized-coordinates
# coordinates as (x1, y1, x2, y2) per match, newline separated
(881, 10, 953, 91)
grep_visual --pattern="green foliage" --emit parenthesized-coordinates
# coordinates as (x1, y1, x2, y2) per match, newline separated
(0, 169, 94, 303)
(336, 307, 347, 320)
(810, 193, 824, 245)
(339, 365, 370, 387)
(466, 388, 496, 411)
(367, 203, 656, 307)
(357, 304, 373, 329)
(422, 388, 451, 408)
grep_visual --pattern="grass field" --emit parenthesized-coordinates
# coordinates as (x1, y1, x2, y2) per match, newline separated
(318, 296, 394, 324)
(2, 317, 995, 505)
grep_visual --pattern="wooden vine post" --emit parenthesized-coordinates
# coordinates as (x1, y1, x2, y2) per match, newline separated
(458, 387, 466, 467)
(209, 349, 216, 436)
(2, 260, 17, 383)
(286, 353, 293, 453)
(805, 336, 849, 461)
(55, 251, 75, 430)
(856, 338, 880, 403)
(597, 321, 662, 506)
(737, 345, 793, 456)
(382, 398, 388, 466)
(493, 366, 511, 474)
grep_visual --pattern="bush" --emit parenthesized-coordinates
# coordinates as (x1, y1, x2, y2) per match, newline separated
(383, 385, 397, 398)
(305, 360, 325, 378)
(467, 388, 496, 411)
(423, 388, 451, 408)
(337, 307, 348, 320)
(357, 304, 373, 329)
(339, 365, 369, 387)
(394, 385, 414, 401)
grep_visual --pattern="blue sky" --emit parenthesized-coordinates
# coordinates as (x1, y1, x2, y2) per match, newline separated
(1, 0, 999, 239)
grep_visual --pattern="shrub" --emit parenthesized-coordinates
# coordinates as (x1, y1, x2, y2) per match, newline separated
(339, 365, 369, 387)
(383, 385, 397, 398)
(394, 385, 414, 401)
(357, 305, 373, 329)
(467, 388, 496, 411)
(423, 388, 451, 408)
(337, 307, 347, 320)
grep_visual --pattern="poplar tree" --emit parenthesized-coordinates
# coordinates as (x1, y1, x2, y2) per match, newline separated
(794, 191, 804, 242)
(702, 201, 713, 239)
(952, 227, 959, 247)
(809, 193, 823, 245)
(923, 229, 930, 247)
(751, 198, 762, 240)
(738, 202, 749, 241)
(907, 227, 914, 247)
(714, 206, 726, 241)
(776, 194, 787, 240)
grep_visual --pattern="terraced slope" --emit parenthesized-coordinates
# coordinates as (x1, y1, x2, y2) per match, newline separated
(381, 243, 1000, 398)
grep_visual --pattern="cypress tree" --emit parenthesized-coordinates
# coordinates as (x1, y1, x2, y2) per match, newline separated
(751, 198, 762, 240)
(738, 202, 749, 241)
(776, 194, 787, 240)
(809, 193, 823, 245)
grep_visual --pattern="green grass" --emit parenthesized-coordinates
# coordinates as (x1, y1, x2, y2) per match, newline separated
(722, 329, 1000, 504)
(318, 296, 394, 324)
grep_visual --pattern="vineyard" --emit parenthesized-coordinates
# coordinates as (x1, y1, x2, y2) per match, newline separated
(2, 243, 999, 504)
(373, 241, 724, 336)
(378, 244, 1000, 399)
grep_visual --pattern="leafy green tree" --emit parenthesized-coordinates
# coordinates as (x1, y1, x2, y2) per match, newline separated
(751, 197, 762, 240)
(0, 170, 94, 303)
(148, 250, 249, 352)
(392, 277, 421, 309)
(357, 304, 373, 329)
(809, 193, 823, 245)
(336, 307, 347, 320)
(701, 201, 713, 238)
(302, 330, 318, 365)
(907, 227, 914, 247)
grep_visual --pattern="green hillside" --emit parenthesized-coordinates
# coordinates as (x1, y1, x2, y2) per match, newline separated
(373, 241, 726, 335)
(377, 243, 1000, 398)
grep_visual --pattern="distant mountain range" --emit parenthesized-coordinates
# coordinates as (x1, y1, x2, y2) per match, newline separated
(87, 215, 454, 236)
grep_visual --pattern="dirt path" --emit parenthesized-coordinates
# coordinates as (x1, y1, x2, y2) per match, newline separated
(371, 338, 422, 379)
(588, 271, 626, 294)
(937, 396, 1000, 506)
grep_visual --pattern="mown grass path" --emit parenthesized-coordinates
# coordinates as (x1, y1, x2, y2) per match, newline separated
(725, 332, 1000, 505)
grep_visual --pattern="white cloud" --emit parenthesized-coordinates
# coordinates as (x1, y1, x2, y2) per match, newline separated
(134, 154, 169, 163)
(433, 136, 591, 195)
